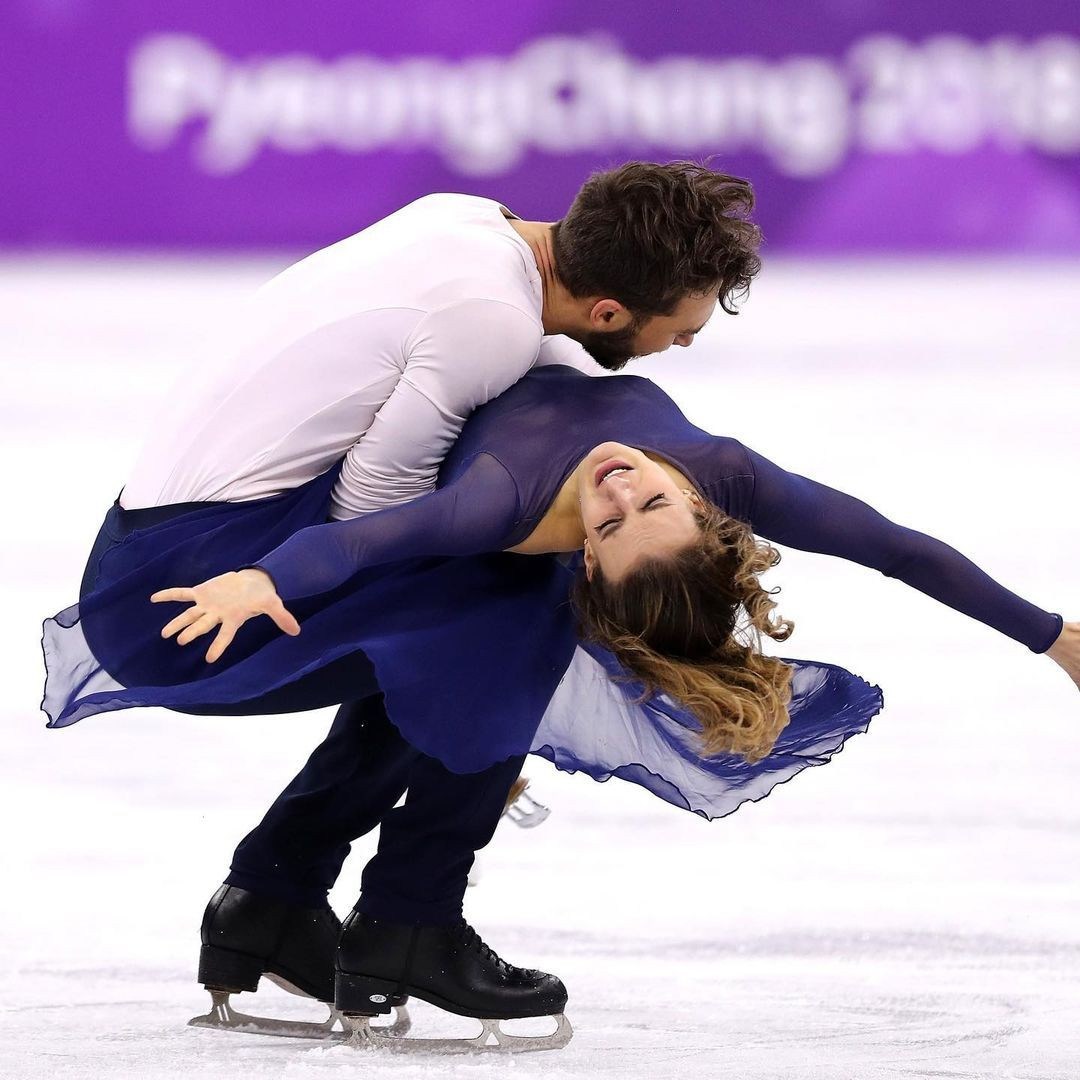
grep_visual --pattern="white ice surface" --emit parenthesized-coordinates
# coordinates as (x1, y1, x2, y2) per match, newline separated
(1, 256, 1078, 1079)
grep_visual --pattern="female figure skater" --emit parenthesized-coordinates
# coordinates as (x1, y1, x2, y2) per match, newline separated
(148, 363, 1076, 740)
(42, 364, 1078, 1047)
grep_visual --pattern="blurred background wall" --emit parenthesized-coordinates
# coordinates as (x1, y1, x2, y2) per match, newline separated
(4, 0, 1079, 254)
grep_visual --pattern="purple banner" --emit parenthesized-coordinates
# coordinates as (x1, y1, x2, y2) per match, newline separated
(5, 1, 1080, 252)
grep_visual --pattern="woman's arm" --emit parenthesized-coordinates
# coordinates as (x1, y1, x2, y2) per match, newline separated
(151, 452, 520, 662)
(741, 444, 1065, 656)
(255, 451, 519, 600)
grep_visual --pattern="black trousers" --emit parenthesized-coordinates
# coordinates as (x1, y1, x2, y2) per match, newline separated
(225, 696, 524, 923)
(82, 501, 524, 924)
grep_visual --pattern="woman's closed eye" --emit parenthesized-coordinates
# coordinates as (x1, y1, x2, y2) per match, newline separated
(597, 493, 669, 535)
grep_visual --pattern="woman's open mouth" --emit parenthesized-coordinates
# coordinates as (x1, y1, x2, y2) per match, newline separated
(594, 460, 634, 488)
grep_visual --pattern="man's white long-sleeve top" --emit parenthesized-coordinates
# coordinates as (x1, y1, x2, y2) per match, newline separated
(121, 193, 593, 520)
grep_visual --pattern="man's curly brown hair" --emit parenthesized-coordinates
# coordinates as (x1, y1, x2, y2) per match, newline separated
(552, 160, 762, 318)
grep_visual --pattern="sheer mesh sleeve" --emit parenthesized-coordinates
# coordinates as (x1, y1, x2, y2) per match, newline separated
(254, 452, 520, 600)
(740, 444, 1063, 654)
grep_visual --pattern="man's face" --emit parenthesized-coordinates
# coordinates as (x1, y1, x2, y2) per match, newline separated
(578, 292, 718, 371)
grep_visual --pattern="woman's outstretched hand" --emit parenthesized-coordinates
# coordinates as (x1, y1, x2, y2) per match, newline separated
(151, 568, 300, 664)
(1046, 621, 1080, 692)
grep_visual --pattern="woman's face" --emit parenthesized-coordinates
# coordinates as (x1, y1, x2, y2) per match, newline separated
(577, 442, 702, 582)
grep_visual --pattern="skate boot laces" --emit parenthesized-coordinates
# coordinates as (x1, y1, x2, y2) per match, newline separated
(454, 920, 519, 975)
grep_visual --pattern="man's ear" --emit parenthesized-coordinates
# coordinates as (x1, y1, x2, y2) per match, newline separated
(588, 299, 630, 330)
(682, 487, 703, 510)
(583, 538, 596, 580)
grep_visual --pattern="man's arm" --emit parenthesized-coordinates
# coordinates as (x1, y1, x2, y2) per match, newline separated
(330, 298, 540, 519)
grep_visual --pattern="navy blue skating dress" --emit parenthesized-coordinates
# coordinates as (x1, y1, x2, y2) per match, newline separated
(41, 368, 1062, 819)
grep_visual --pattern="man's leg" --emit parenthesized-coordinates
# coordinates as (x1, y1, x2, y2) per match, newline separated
(226, 694, 417, 907)
(195, 693, 419, 1009)
(335, 748, 568, 1032)
(357, 749, 525, 924)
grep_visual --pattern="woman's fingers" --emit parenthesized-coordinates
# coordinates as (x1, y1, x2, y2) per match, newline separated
(151, 587, 196, 604)
(154, 577, 301, 662)
(205, 622, 238, 664)
(270, 602, 301, 637)
(176, 612, 220, 646)
(161, 606, 205, 640)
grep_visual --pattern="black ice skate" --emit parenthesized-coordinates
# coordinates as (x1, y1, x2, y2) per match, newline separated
(335, 912, 572, 1052)
(188, 884, 408, 1041)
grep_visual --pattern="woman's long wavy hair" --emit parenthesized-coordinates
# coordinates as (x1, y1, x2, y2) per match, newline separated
(571, 501, 795, 763)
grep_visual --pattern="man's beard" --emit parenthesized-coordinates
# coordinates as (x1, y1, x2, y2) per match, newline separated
(576, 318, 645, 371)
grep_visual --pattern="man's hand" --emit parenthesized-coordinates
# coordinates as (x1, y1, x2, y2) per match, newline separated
(1046, 620, 1080, 692)
(151, 568, 300, 664)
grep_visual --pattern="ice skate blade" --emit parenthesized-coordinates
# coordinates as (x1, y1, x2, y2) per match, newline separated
(505, 791, 551, 829)
(344, 1011, 572, 1054)
(189, 988, 411, 1041)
